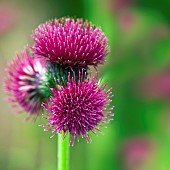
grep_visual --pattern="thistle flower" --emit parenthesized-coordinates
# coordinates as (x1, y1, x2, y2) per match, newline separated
(41, 73, 113, 145)
(4, 48, 50, 120)
(32, 17, 110, 67)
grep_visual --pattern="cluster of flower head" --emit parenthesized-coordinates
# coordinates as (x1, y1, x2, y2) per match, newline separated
(4, 17, 113, 145)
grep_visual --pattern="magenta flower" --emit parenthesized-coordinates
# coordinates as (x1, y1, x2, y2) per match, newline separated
(41, 74, 113, 145)
(4, 48, 49, 120)
(32, 17, 110, 67)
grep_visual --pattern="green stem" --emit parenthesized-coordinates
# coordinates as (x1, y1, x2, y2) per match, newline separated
(58, 133, 70, 170)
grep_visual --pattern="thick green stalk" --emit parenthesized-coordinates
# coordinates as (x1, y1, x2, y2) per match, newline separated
(58, 133, 70, 170)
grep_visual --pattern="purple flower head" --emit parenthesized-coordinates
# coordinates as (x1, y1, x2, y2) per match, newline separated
(4, 48, 50, 120)
(41, 73, 114, 145)
(32, 17, 110, 67)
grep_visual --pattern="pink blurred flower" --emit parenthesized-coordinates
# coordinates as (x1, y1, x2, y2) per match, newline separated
(4, 48, 48, 120)
(0, 3, 17, 35)
(112, 0, 133, 13)
(121, 137, 154, 170)
(118, 11, 137, 31)
(138, 70, 170, 100)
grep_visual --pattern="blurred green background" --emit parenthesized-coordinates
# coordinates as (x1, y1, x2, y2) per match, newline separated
(1, 0, 170, 170)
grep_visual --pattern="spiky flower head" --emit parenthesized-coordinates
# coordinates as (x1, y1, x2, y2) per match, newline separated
(41, 73, 113, 145)
(32, 17, 110, 67)
(4, 48, 50, 120)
